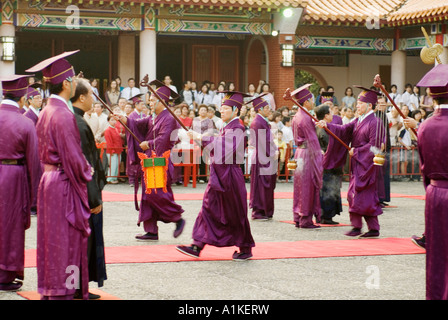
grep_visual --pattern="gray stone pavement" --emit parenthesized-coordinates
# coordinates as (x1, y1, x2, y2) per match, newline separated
(1, 179, 427, 301)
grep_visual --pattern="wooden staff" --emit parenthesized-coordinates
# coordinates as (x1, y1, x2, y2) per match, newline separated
(373, 74, 418, 138)
(139, 74, 189, 131)
(92, 91, 142, 144)
(77, 71, 142, 143)
(283, 88, 351, 151)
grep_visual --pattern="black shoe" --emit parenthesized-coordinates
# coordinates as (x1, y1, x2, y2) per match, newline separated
(173, 218, 186, 238)
(74, 290, 101, 300)
(411, 235, 426, 249)
(320, 218, 339, 225)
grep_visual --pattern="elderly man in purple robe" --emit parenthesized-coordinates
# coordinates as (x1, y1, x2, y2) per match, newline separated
(27, 50, 93, 300)
(176, 91, 256, 261)
(317, 86, 384, 238)
(126, 93, 147, 189)
(24, 85, 43, 125)
(290, 84, 323, 229)
(118, 80, 185, 241)
(415, 64, 448, 300)
(24, 85, 44, 216)
(247, 93, 278, 220)
(0, 75, 40, 292)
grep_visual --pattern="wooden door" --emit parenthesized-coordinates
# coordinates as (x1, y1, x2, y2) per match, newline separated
(192, 45, 239, 89)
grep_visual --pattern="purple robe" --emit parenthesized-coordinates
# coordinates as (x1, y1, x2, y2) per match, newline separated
(249, 114, 277, 219)
(24, 107, 39, 125)
(327, 112, 384, 217)
(127, 109, 184, 233)
(23, 107, 43, 211)
(418, 107, 448, 300)
(36, 96, 92, 300)
(126, 110, 146, 185)
(292, 108, 323, 224)
(192, 117, 255, 249)
(0, 102, 39, 284)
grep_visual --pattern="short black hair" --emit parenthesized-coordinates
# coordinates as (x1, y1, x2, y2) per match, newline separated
(4, 94, 21, 102)
(282, 116, 291, 124)
(315, 104, 330, 121)
(70, 78, 89, 103)
(48, 81, 64, 95)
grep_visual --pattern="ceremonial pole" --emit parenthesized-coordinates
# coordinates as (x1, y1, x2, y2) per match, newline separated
(283, 88, 351, 151)
(373, 74, 418, 138)
(92, 90, 143, 144)
(139, 74, 189, 131)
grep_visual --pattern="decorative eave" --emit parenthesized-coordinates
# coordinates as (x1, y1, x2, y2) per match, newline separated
(387, 0, 448, 26)
(21, 0, 308, 11)
(300, 0, 403, 27)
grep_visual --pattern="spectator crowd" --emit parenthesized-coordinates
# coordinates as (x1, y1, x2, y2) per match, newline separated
(19, 75, 430, 185)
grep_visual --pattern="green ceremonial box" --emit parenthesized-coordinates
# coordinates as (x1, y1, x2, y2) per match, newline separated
(143, 157, 166, 168)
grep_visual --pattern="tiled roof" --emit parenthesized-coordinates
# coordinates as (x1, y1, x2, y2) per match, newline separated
(387, 0, 448, 25)
(116, 0, 308, 8)
(302, 0, 448, 26)
(302, 0, 403, 24)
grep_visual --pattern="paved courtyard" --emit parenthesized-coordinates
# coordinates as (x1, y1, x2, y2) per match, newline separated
(1, 179, 427, 303)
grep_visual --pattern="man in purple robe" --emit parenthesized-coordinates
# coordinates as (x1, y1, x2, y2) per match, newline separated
(24, 85, 43, 126)
(23, 85, 44, 216)
(0, 75, 40, 291)
(176, 91, 255, 260)
(119, 81, 185, 241)
(317, 86, 384, 238)
(247, 93, 277, 220)
(126, 94, 147, 189)
(290, 84, 323, 228)
(415, 64, 448, 300)
(26, 50, 93, 300)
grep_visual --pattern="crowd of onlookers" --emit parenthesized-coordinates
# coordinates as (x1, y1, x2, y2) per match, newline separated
(10, 75, 428, 185)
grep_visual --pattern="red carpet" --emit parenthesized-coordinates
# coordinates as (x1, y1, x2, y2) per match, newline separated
(102, 191, 425, 202)
(17, 288, 120, 300)
(24, 238, 424, 267)
(280, 220, 351, 227)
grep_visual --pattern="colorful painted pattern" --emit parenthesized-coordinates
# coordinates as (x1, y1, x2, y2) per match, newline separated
(295, 35, 394, 51)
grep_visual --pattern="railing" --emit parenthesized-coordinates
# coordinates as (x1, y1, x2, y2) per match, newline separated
(97, 144, 422, 187)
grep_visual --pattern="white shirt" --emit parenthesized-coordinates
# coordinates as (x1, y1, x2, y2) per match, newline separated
(1, 99, 20, 108)
(281, 125, 294, 145)
(358, 110, 374, 123)
(121, 87, 141, 100)
(29, 105, 40, 117)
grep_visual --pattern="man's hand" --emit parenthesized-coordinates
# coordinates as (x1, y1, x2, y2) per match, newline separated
(403, 117, 418, 129)
(349, 147, 354, 157)
(90, 204, 102, 214)
(140, 141, 150, 151)
(315, 120, 327, 128)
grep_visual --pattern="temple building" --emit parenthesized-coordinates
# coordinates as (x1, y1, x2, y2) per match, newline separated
(1, 0, 447, 106)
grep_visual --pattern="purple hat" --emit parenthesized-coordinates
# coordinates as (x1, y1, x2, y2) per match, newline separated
(354, 86, 381, 105)
(245, 93, 268, 111)
(0, 74, 34, 98)
(26, 84, 42, 99)
(149, 79, 179, 103)
(416, 64, 448, 99)
(130, 93, 144, 105)
(320, 91, 334, 104)
(291, 84, 313, 105)
(220, 91, 252, 110)
(26, 50, 79, 85)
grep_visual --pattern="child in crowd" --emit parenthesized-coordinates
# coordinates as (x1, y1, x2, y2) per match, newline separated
(104, 114, 124, 184)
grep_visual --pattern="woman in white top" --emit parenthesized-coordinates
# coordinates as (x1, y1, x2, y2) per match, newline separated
(211, 83, 225, 108)
(195, 84, 213, 107)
